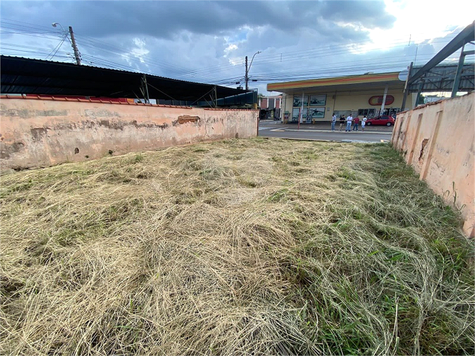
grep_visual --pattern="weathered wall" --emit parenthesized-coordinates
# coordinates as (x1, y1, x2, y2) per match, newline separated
(0, 97, 258, 170)
(391, 93, 474, 238)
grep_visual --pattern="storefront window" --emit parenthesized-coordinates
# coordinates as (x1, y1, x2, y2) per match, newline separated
(293, 95, 308, 107)
(357, 108, 378, 118)
(309, 95, 326, 106)
(292, 95, 327, 121)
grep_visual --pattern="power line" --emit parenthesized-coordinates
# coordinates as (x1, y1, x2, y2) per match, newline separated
(0, 18, 465, 89)
(45, 33, 69, 61)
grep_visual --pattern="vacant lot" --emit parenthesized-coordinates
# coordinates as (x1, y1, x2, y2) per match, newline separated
(1, 137, 474, 355)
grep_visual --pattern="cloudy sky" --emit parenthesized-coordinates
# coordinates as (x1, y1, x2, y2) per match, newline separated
(1, 0, 474, 95)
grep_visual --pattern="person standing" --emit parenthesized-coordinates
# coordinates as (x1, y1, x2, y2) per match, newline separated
(339, 115, 345, 131)
(331, 113, 337, 131)
(353, 116, 360, 131)
(345, 114, 353, 132)
(361, 116, 367, 131)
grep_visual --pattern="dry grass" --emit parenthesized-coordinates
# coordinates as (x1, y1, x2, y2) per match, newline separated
(1, 137, 474, 355)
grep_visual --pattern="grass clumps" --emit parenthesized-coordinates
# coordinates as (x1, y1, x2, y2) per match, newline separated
(1, 138, 474, 355)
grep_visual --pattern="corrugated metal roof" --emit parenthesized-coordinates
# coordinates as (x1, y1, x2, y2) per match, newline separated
(0, 55, 248, 104)
(408, 64, 474, 92)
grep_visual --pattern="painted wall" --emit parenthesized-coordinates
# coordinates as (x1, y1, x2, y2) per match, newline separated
(392, 93, 474, 238)
(333, 90, 407, 116)
(281, 89, 414, 122)
(0, 97, 258, 170)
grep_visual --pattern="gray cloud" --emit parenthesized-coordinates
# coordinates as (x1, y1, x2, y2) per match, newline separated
(1, 1, 394, 39)
(0, 0, 465, 94)
(319, 0, 396, 28)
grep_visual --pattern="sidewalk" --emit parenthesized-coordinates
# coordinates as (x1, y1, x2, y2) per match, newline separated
(260, 120, 394, 133)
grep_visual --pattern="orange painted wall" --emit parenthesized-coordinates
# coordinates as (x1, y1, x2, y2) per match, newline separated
(0, 97, 258, 170)
(392, 93, 475, 238)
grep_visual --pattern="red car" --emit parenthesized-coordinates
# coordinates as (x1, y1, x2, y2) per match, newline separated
(365, 115, 395, 126)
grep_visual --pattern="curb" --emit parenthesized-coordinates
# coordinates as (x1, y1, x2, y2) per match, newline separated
(274, 128, 392, 135)
(261, 136, 390, 143)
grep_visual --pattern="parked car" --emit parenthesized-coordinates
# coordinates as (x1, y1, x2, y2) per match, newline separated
(365, 115, 395, 126)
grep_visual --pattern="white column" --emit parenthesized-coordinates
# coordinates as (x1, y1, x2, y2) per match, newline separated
(381, 85, 388, 115)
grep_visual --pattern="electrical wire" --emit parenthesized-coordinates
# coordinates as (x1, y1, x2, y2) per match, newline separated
(45, 33, 69, 61)
(1, 18, 468, 89)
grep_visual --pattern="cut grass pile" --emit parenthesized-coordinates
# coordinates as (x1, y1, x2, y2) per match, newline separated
(1, 137, 474, 355)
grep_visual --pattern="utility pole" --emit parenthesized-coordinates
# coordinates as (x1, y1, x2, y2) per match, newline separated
(245, 56, 249, 90)
(52, 23, 81, 65)
(68, 26, 81, 65)
(245, 51, 261, 91)
(141, 75, 150, 103)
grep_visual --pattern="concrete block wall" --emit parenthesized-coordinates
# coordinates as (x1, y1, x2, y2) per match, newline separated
(0, 97, 258, 170)
(392, 93, 474, 238)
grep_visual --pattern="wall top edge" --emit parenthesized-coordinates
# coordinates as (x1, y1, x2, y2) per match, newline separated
(0, 95, 259, 112)
(0, 95, 195, 109)
(203, 108, 258, 111)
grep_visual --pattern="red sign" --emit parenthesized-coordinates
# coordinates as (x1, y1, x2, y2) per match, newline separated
(368, 95, 394, 106)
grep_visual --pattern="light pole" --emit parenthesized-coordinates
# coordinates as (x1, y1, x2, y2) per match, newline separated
(52, 22, 65, 32)
(52, 22, 81, 65)
(245, 51, 261, 90)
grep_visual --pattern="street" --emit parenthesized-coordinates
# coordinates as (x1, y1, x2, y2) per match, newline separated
(258, 120, 393, 143)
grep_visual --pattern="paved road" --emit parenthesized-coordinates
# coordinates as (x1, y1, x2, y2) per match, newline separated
(258, 120, 393, 143)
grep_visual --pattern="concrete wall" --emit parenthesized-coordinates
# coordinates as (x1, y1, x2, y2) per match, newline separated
(0, 97, 258, 170)
(392, 93, 474, 238)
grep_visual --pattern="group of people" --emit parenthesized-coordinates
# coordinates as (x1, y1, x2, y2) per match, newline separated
(332, 113, 367, 132)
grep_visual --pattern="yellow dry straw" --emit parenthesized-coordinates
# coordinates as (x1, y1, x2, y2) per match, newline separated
(1, 138, 473, 355)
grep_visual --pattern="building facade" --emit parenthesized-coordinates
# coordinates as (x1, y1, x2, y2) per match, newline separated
(267, 72, 415, 123)
(259, 95, 282, 120)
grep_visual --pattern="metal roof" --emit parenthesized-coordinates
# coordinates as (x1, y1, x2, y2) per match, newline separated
(0, 55, 248, 104)
(408, 64, 474, 92)
(408, 21, 474, 85)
